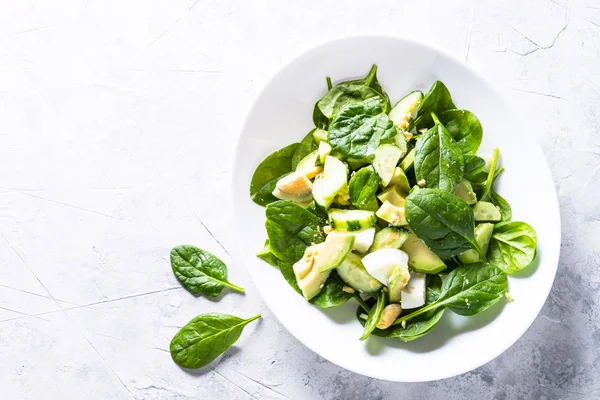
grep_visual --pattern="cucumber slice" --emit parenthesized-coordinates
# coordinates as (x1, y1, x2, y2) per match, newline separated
(399, 148, 415, 171)
(373, 144, 403, 186)
(400, 232, 446, 274)
(455, 179, 477, 205)
(347, 157, 372, 171)
(312, 128, 328, 144)
(336, 252, 382, 293)
(312, 156, 348, 210)
(389, 90, 424, 129)
(394, 132, 408, 160)
(389, 167, 410, 194)
(296, 150, 322, 179)
(377, 186, 406, 207)
(328, 209, 377, 231)
(315, 232, 355, 272)
(388, 265, 411, 303)
(473, 201, 501, 222)
(376, 201, 407, 226)
(370, 227, 410, 252)
(315, 141, 332, 166)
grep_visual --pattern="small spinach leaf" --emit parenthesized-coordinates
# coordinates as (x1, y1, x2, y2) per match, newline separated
(256, 240, 281, 267)
(411, 81, 456, 130)
(488, 221, 537, 274)
(489, 187, 512, 221)
(329, 98, 397, 158)
(414, 121, 464, 192)
(348, 166, 380, 209)
(170, 245, 244, 297)
(360, 291, 386, 340)
(396, 264, 508, 324)
(310, 273, 353, 308)
(463, 154, 486, 181)
(405, 188, 483, 259)
(292, 130, 318, 169)
(265, 201, 325, 263)
(250, 143, 299, 206)
(439, 109, 483, 155)
(170, 313, 261, 369)
(276, 259, 302, 295)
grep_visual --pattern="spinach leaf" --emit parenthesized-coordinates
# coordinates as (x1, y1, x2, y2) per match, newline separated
(170, 313, 261, 369)
(250, 143, 299, 206)
(426, 274, 443, 303)
(488, 221, 537, 274)
(396, 264, 508, 323)
(265, 201, 325, 263)
(350, 64, 392, 111)
(348, 166, 380, 209)
(439, 109, 483, 155)
(360, 291, 386, 340)
(328, 98, 397, 159)
(414, 121, 464, 192)
(276, 259, 302, 295)
(310, 273, 353, 308)
(292, 130, 318, 169)
(489, 187, 512, 221)
(256, 240, 281, 267)
(411, 81, 456, 130)
(405, 188, 484, 259)
(463, 154, 486, 181)
(170, 245, 244, 297)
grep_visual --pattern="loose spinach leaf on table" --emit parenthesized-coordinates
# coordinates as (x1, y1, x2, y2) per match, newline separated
(488, 221, 537, 274)
(171, 245, 244, 297)
(292, 130, 318, 169)
(328, 98, 397, 158)
(439, 109, 483, 155)
(395, 264, 508, 324)
(265, 200, 325, 263)
(411, 81, 456, 130)
(360, 291, 386, 341)
(349, 166, 380, 209)
(405, 188, 483, 259)
(250, 143, 299, 206)
(414, 120, 464, 192)
(310, 273, 353, 308)
(170, 313, 261, 369)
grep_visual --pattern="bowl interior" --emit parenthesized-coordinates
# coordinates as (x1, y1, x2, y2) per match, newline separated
(232, 36, 560, 382)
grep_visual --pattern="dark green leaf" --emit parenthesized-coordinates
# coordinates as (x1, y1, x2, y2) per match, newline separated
(463, 155, 486, 181)
(360, 291, 386, 340)
(489, 187, 512, 221)
(412, 81, 456, 130)
(329, 98, 397, 159)
(250, 143, 299, 206)
(265, 201, 325, 263)
(426, 274, 444, 303)
(348, 166, 380, 208)
(276, 260, 302, 295)
(405, 188, 481, 259)
(292, 130, 318, 169)
(170, 313, 260, 369)
(488, 221, 537, 274)
(414, 122, 464, 192)
(256, 240, 281, 267)
(170, 245, 244, 297)
(439, 109, 483, 155)
(310, 273, 353, 308)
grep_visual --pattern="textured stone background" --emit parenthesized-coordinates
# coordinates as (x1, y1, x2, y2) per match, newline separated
(0, 0, 598, 399)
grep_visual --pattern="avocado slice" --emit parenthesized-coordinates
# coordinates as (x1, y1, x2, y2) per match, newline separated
(389, 90, 424, 129)
(388, 265, 411, 303)
(376, 201, 407, 226)
(389, 167, 410, 194)
(455, 179, 477, 205)
(315, 232, 355, 272)
(336, 252, 382, 293)
(473, 201, 501, 222)
(377, 186, 406, 207)
(370, 227, 410, 252)
(293, 244, 331, 301)
(401, 232, 446, 274)
(458, 223, 494, 264)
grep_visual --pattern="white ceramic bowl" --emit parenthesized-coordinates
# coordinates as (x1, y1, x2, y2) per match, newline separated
(232, 35, 560, 382)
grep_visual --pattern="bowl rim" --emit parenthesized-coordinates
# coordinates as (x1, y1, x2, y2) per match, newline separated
(231, 33, 561, 382)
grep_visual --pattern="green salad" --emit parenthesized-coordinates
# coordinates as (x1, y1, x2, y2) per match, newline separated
(249, 65, 538, 342)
